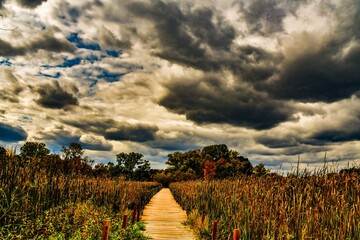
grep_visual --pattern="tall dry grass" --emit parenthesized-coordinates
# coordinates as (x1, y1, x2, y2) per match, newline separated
(170, 172, 360, 239)
(0, 154, 161, 238)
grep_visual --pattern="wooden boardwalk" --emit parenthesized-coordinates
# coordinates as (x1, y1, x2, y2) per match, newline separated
(142, 188, 195, 240)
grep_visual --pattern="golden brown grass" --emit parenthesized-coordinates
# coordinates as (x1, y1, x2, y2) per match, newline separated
(170, 173, 360, 239)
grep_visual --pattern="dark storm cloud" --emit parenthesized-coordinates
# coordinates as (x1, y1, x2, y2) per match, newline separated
(17, 0, 47, 8)
(309, 128, 360, 145)
(61, 118, 117, 135)
(261, 43, 360, 102)
(159, 75, 293, 130)
(257, 127, 360, 149)
(0, 35, 75, 57)
(127, 0, 360, 106)
(128, 0, 283, 82)
(354, 9, 360, 38)
(233, 45, 279, 82)
(35, 81, 78, 109)
(0, 122, 27, 142)
(186, 7, 235, 51)
(242, 0, 286, 34)
(258, 2, 360, 103)
(127, 0, 238, 71)
(104, 123, 159, 142)
(29, 36, 75, 53)
(127, 0, 206, 70)
(256, 117, 360, 156)
(279, 146, 329, 156)
(61, 118, 159, 143)
(256, 134, 300, 148)
(38, 129, 80, 146)
(0, 39, 25, 56)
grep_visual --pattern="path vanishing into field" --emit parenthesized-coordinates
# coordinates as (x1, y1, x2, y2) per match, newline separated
(142, 188, 195, 240)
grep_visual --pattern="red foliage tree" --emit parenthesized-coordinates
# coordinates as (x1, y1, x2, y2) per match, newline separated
(204, 160, 217, 181)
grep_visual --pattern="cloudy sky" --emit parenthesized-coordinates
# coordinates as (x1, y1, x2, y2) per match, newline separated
(0, 0, 359, 171)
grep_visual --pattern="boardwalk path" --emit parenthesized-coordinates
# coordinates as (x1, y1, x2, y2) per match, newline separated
(142, 188, 195, 240)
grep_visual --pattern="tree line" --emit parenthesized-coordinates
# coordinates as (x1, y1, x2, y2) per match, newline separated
(153, 144, 269, 186)
(1, 142, 269, 183)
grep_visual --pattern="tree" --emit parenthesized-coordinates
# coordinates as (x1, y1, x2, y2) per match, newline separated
(166, 151, 185, 171)
(165, 144, 253, 180)
(254, 163, 269, 176)
(166, 149, 204, 179)
(20, 142, 50, 159)
(61, 142, 92, 175)
(153, 171, 173, 187)
(134, 159, 151, 181)
(204, 160, 216, 181)
(116, 152, 151, 180)
(230, 156, 253, 176)
(20, 142, 50, 166)
(61, 142, 84, 161)
(93, 163, 109, 178)
(202, 144, 230, 161)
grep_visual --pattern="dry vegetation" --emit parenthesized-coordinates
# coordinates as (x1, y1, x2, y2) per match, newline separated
(0, 153, 161, 239)
(170, 171, 360, 239)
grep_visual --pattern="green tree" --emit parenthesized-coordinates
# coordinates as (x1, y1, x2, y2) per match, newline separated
(166, 149, 204, 179)
(153, 171, 173, 187)
(116, 152, 150, 180)
(61, 143, 92, 175)
(254, 163, 269, 176)
(166, 151, 185, 171)
(61, 142, 84, 161)
(20, 142, 50, 159)
(134, 159, 151, 181)
(20, 142, 50, 166)
(165, 144, 253, 180)
(202, 144, 230, 161)
(93, 163, 109, 178)
(107, 162, 121, 178)
(202, 144, 253, 178)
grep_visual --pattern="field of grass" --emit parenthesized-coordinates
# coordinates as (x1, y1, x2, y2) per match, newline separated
(170, 172, 360, 239)
(0, 154, 162, 239)
(3, 144, 360, 240)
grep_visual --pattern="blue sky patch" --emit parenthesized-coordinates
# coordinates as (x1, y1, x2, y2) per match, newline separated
(0, 59, 12, 66)
(106, 50, 121, 58)
(67, 32, 101, 51)
(57, 57, 81, 68)
(0, 122, 27, 142)
(86, 54, 101, 63)
(95, 67, 124, 82)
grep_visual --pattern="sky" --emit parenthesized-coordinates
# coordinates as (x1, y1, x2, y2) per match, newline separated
(0, 0, 359, 171)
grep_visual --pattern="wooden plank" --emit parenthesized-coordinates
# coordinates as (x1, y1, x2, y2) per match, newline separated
(102, 220, 110, 240)
(142, 188, 195, 240)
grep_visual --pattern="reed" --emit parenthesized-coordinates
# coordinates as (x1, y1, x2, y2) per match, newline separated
(0, 154, 161, 238)
(170, 171, 360, 239)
